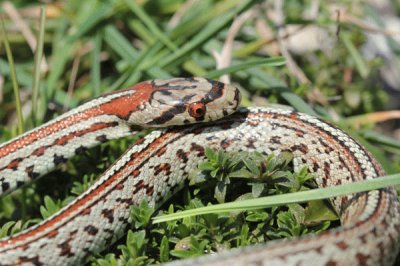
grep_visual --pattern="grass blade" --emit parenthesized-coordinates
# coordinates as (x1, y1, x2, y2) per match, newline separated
(91, 31, 101, 96)
(361, 130, 400, 149)
(32, 6, 46, 125)
(104, 25, 139, 62)
(280, 91, 318, 116)
(1, 18, 24, 133)
(124, 0, 177, 51)
(341, 32, 369, 78)
(66, 3, 111, 43)
(158, 0, 256, 68)
(153, 173, 400, 223)
(205, 57, 285, 79)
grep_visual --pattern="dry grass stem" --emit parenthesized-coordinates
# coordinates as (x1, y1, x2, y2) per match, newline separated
(212, 9, 255, 84)
(2, 1, 48, 73)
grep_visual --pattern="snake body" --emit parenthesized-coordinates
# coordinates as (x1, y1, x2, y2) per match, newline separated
(0, 77, 399, 265)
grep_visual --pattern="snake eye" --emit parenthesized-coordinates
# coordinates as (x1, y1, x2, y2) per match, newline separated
(189, 102, 206, 118)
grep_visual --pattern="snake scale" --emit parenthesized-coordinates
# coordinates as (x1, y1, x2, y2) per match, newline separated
(0, 77, 399, 265)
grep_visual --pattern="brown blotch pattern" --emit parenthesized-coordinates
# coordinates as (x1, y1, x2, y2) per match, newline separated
(84, 225, 99, 236)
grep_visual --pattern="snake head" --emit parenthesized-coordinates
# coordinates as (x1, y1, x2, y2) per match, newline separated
(129, 77, 241, 127)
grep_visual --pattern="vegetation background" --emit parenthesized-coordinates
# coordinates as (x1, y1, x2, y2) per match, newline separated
(0, 0, 399, 265)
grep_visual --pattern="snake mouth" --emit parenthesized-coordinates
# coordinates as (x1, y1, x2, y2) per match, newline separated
(224, 84, 242, 114)
(232, 86, 242, 110)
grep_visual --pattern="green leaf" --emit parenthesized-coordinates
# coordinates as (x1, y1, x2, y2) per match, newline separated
(215, 181, 227, 203)
(242, 157, 260, 176)
(205, 147, 217, 161)
(130, 200, 155, 229)
(159, 236, 170, 262)
(251, 183, 265, 198)
(228, 168, 254, 179)
(0, 221, 17, 237)
(245, 211, 268, 222)
(288, 204, 306, 224)
(93, 254, 119, 266)
(304, 200, 338, 223)
(171, 236, 209, 259)
(238, 224, 250, 246)
(40, 196, 62, 219)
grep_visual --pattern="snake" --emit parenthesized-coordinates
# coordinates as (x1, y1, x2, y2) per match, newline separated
(0, 77, 399, 266)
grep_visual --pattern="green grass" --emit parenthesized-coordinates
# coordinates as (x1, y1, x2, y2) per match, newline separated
(0, 0, 400, 265)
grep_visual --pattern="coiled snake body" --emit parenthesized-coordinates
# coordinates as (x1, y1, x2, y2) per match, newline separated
(0, 77, 399, 265)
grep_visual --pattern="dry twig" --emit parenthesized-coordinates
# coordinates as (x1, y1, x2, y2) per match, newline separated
(212, 9, 254, 84)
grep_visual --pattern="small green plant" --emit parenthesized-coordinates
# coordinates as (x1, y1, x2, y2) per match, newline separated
(92, 148, 336, 265)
